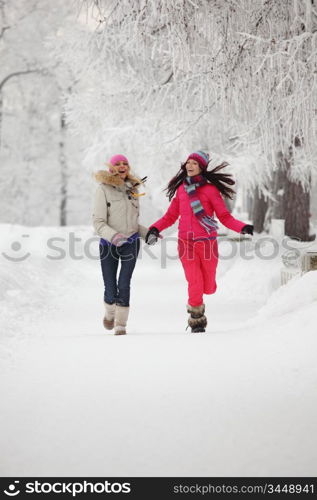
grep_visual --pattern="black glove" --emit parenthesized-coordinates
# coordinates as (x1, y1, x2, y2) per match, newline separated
(241, 224, 254, 235)
(145, 227, 160, 245)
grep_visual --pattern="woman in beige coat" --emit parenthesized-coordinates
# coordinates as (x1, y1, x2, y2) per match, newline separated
(93, 154, 148, 335)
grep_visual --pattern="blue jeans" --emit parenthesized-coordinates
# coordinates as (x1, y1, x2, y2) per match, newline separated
(99, 239, 140, 307)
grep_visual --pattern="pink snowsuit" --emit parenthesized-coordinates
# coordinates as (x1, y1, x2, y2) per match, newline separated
(151, 183, 247, 306)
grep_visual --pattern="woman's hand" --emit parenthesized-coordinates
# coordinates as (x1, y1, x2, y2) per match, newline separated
(241, 224, 254, 235)
(145, 227, 160, 245)
(111, 233, 129, 246)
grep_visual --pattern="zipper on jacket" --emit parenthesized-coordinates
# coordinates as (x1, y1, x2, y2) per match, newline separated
(124, 190, 129, 232)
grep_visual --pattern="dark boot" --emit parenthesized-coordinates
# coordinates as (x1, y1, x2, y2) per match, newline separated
(187, 304, 207, 333)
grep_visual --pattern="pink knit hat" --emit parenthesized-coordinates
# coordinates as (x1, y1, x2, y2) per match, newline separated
(109, 154, 129, 167)
(186, 151, 209, 169)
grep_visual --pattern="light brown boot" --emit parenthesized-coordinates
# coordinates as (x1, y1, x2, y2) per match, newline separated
(103, 302, 116, 330)
(114, 305, 130, 335)
(187, 304, 207, 333)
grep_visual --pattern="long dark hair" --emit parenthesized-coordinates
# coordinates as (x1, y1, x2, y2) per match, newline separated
(165, 161, 236, 201)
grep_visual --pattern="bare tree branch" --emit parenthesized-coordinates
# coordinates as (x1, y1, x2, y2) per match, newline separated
(0, 69, 41, 91)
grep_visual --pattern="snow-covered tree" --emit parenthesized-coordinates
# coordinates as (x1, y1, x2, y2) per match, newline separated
(0, 0, 87, 226)
(63, 0, 317, 239)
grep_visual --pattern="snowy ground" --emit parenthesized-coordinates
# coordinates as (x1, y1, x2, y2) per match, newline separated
(0, 224, 317, 476)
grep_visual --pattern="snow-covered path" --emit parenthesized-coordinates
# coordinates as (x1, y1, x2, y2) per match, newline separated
(1, 225, 317, 476)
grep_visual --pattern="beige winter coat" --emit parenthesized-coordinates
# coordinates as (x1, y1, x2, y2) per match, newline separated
(92, 170, 148, 242)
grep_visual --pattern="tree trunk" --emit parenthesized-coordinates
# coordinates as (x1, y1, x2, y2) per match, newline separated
(0, 91, 2, 150)
(284, 178, 310, 241)
(252, 187, 268, 233)
(246, 192, 252, 220)
(59, 110, 67, 227)
(271, 152, 288, 219)
(269, 150, 310, 241)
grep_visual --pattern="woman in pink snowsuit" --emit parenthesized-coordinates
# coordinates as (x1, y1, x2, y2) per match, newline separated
(145, 151, 253, 333)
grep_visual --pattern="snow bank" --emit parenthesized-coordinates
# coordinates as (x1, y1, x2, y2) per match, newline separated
(0, 224, 97, 348)
(255, 270, 317, 320)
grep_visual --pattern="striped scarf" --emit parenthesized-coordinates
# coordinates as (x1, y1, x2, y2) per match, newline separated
(184, 175, 218, 234)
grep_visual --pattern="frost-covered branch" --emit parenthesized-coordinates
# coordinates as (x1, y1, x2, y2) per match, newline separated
(0, 69, 40, 90)
(54, 0, 317, 189)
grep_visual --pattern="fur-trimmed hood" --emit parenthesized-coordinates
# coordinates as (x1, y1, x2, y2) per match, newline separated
(94, 168, 141, 188)
(92, 166, 149, 243)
